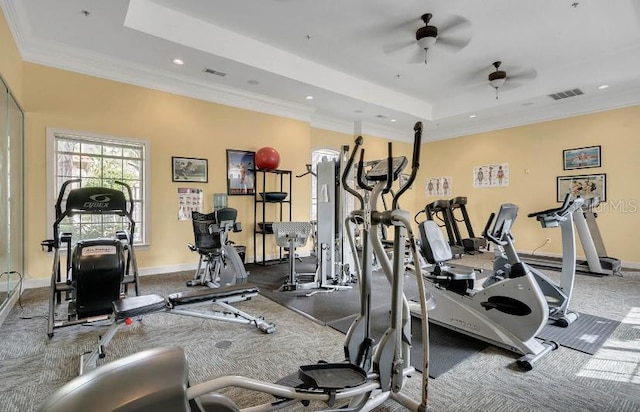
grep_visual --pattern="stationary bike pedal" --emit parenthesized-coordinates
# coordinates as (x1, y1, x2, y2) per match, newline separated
(275, 372, 304, 390)
(298, 363, 367, 390)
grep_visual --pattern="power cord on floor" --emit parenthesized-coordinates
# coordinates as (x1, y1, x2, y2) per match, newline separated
(531, 238, 550, 255)
(1, 270, 48, 320)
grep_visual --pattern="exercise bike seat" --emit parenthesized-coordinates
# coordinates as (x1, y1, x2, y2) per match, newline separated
(435, 266, 477, 281)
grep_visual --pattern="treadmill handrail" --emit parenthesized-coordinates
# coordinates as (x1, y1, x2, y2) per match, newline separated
(529, 196, 585, 227)
(527, 193, 572, 218)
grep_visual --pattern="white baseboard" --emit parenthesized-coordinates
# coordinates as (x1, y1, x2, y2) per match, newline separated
(138, 262, 197, 276)
(22, 262, 199, 290)
(515, 249, 640, 270)
(0, 286, 20, 326)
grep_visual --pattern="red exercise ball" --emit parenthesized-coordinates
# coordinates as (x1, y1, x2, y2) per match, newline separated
(255, 147, 281, 171)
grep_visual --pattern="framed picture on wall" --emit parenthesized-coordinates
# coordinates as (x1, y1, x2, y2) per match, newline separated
(563, 145, 601, 170)
(172, 156, 208, 183)
(556, 173, 606, 202)
(226, 149, 256, 195)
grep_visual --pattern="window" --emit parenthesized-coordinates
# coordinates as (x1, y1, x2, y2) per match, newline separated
(310, 148, 339, 221)
(46, 129, 150, 245)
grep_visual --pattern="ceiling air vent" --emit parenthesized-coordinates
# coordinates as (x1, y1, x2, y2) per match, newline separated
(549, 88, 583, 101)
(203, 68, 227, 77)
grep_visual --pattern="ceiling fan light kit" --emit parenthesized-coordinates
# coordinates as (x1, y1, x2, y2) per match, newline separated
(384, 12, 470, 65)
(416, 13, 438, 48)
(417, 35, 437, 50)
(415, 14, 438, 63)
(488, 61, 507, 99)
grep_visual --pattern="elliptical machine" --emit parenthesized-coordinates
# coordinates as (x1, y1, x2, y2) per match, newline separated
(38, 123, 432, 412)
(417, 203, 558, 370)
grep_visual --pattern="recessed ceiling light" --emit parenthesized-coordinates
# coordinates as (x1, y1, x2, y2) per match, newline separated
(469, 114, 477, 118)
(172, 58, 184, 65)
(305, 95, 314, 100)
(390, 119, 397, 123)
(247, 80, 259, 85)
(597, 84, 609, 90)
(354, 109, 363, 114)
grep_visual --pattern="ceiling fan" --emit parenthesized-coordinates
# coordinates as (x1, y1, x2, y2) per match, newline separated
(383, 13, 471, 64)
(487, 61, 537, 99)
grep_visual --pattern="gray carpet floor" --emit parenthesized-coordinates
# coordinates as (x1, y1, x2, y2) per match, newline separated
(1, 253, 639, 411)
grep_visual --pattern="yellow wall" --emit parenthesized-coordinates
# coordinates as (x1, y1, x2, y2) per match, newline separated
(2, 5, 638, 282)
(15, 61, 416, 280)
(23, 63, 335, 278)
(416, 108, 640, 263)
(0, 6, 23, 100)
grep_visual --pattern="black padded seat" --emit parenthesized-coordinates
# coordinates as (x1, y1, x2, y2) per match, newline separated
(167, 284, 259, 306)
(113, 294, 166, 319)
(444, 268, 476, 281)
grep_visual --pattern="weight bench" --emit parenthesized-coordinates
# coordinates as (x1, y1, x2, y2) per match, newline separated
(80, 284, 276, 375)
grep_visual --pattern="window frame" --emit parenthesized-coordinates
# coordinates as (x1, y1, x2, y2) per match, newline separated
(45, 128, 151, 246)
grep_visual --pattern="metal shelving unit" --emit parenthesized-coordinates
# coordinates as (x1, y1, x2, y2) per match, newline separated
(253, 169, 292, 265)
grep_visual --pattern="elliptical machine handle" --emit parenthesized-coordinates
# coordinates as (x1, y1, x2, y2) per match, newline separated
(383, 142, 393, 194)
(392, 121, 422, 209)
(356, 148, 374, 192)
(482, 212, 501, 245)
(55, 179, 82, 220)
(341, 136, 364, 209)
(114, 180, 134, 216)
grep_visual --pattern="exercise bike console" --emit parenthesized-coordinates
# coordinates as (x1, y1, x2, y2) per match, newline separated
(365, 156, 407, 181)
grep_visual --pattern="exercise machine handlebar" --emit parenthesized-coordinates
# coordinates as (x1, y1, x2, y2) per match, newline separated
(356, 147, 373, 192)
(392, 121, 422, 209)
(528, 193, 572, 219)
(116, 180, 134, 219)
(55, 178, 81, 219)
(384, 142, 393, 194)
(341, 135, 364, 209)
(528, 193, 585, 228)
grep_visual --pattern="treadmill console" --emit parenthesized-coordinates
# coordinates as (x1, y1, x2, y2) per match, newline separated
(365, 156, 407, 182)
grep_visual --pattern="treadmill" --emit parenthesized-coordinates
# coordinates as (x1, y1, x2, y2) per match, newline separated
(520, 194, 622, 276)
(425, 199, 464, 257)
(449, 196, 487, 254)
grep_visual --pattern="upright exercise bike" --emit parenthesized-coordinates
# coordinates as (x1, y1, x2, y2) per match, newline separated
(38, 122, 432, 412)
(490, 196, 582, 327)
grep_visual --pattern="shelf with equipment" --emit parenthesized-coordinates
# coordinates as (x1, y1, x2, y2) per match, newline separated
(253, 169, 292, 265)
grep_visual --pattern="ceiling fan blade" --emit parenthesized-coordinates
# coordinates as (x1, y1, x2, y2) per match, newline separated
(437, 15, 471, 34)
(436, 35, 471, 52)
(382, 39, 415, 55)
(388, 17, 422, 33)
(501, 81, 525, 91)
(508, 67, 538, 81)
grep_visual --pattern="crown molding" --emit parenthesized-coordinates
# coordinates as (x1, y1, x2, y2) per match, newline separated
(426, 86, 640, 141)
(0, 0, 30, 54)
(309, 114, 354, 135)
(20, 36, 320, 123)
